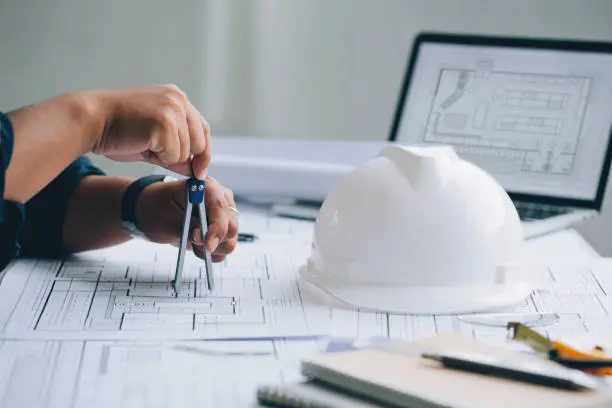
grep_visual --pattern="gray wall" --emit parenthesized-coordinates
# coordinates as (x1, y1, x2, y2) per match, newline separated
(0, 0, 209, 177)
(1, 0, 612, 253)
(203, 0, 612, 141)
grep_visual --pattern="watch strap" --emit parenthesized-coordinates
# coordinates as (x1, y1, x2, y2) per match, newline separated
(121, 174, 167, 238)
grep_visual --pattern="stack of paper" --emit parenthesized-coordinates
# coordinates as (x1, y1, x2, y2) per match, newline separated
(0, 209, 611, 407)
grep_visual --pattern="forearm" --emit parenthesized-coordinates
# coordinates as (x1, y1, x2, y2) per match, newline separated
(62, 175, 134, 253)
(5, 92, 105, 203)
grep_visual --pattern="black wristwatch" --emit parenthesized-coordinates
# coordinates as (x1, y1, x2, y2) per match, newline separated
(121, 174, 176, 239)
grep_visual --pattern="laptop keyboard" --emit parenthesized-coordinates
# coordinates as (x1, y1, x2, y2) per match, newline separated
(513, 201, 571, 221)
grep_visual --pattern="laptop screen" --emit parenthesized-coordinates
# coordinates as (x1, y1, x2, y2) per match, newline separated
(390, 33, 612, 208)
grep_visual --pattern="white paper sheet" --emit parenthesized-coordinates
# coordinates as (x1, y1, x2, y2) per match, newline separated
(1, 232, 611, 343)
(0, 337, 330, 408)
(1, 209, 612, 343)
(2, 209, 612, 407)
(0, 235, 317, 340)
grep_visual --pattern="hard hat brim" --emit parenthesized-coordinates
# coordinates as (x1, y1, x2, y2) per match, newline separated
(298, 265, 533, 315)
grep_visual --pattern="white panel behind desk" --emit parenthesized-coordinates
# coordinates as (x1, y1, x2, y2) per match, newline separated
(205, 137, 389, 202)
(524, 229, 600, 264)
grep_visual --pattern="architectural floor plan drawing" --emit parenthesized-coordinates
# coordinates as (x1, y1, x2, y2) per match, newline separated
(0, 340, 83, 408)
(424, 68, 591, 175)
(0, 229, 611, 343)
(0, 305, 610, 407)
(2, 315, 612, 408)
(0, 238, 318, 340)
(1, 208, 612, 407)
(0, 210, 610, 342)
(0, 337, 329, 408)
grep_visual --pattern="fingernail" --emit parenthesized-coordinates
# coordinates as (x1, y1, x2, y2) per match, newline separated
(192, 228, 202, 244)
(208, 237, 219, 252)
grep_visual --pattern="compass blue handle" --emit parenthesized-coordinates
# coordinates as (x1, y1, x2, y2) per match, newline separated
(187, 178, 205, 205)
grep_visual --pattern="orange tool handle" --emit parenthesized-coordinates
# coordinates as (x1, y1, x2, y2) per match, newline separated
(551, 340, 612, 375)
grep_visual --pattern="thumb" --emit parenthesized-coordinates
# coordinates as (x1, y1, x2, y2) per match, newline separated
(191, 153, 210, 179)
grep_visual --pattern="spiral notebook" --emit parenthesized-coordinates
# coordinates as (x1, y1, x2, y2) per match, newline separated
(257, 380, 390, 408)
(256, 334, 612, 408)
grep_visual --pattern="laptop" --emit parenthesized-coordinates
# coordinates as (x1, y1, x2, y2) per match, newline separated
(389, 32, 612, 239)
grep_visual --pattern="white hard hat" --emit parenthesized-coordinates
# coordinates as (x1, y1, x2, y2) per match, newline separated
(298, 144, 533, 315)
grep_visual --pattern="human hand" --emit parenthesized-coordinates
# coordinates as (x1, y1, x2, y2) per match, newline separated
(135, 176, 238, 262)
(91, 84, 210, 178)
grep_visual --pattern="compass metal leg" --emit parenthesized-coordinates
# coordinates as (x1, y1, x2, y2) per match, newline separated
(173, 177, 214, 296)
(173, 188, 193, 295)
(196, 202, 214, 292)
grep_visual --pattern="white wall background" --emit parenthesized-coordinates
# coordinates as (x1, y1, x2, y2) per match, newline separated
(1, 0, 612, 253)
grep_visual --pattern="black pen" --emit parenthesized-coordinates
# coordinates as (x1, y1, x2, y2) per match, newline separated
(551, 357, 612, 369)
(547, 348, 612, 370)
(238, 233, 257, 242)
(421, 352, 595, 390)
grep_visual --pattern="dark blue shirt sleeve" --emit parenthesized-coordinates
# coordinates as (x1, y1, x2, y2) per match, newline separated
(19, 156, 105, 258)
(0, 111, 26, 269)
(0, 111, 105, 270)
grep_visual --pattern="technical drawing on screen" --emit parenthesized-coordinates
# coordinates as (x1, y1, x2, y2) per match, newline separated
(424, 67, 590, 176)
(394, 39, 612, 200)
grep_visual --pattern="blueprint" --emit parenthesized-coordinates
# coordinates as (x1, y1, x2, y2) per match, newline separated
(423, 67, 591, 175)
(0, 231, 317, 340)
(1, 265, 612, 408)
(1, 209, 612, 407)
(0, 337, 329, 408)
(0, 223, 612, 342)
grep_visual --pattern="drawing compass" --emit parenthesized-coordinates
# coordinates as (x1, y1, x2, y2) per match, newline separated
(173, 170, 214, 296)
